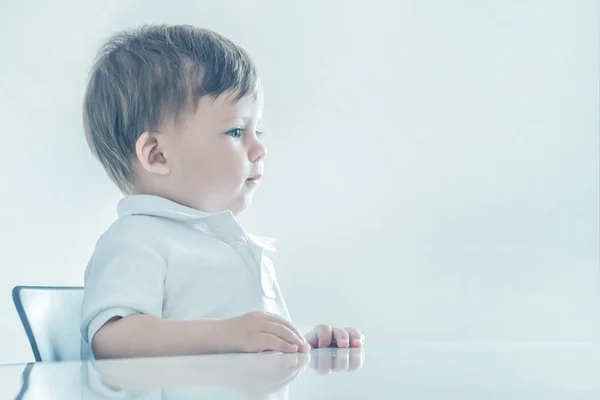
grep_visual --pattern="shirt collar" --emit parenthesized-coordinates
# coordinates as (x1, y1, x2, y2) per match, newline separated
(117, 195, 233, 221)
(117, 195, 275, 252)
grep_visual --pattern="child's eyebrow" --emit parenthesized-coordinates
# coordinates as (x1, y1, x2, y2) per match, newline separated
(220, 116, 263, 125)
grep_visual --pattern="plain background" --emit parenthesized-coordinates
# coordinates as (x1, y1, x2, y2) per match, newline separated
(0, 0, 598, 364)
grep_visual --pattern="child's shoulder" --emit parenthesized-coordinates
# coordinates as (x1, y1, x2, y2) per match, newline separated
(103, 213, 167, 238)
(93, 213, 179, 252)
(93, 212, 221, 259)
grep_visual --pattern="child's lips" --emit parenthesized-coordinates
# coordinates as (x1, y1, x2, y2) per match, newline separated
(245, 174, 262, 186)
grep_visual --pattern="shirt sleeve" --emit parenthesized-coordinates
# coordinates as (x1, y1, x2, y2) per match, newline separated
(80, 229, 167, 347)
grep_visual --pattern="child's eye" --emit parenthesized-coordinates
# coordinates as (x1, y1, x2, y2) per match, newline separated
(256, 130, 265, 138)
(225, 128, 243, 139)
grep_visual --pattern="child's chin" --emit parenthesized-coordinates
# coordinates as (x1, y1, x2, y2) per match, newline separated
(230, 195, 253, 215)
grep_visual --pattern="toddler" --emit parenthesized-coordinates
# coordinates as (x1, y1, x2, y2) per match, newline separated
(80, 24, 364, 359)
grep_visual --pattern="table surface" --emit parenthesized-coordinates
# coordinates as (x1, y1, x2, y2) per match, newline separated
(1, 343, 599, 399)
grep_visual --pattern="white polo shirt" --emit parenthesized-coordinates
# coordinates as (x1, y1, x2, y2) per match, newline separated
(80, 195, 290, 358)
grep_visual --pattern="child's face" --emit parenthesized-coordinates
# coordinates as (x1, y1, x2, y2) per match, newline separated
(142, 91, 266, 215)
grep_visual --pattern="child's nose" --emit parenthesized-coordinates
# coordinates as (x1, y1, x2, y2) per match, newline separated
(250, 141, 267, 162)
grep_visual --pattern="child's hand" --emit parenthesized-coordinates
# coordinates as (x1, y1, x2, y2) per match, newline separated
(304, 325, 364, 349)
(220, 311, 311, 353)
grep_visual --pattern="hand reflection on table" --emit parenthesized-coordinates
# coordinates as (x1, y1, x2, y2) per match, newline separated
(309, 348, 364, 376)
(87, 348, 364, 399)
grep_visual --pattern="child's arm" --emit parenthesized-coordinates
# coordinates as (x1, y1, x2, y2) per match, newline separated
(92, 311, 309, 359)
(93, 315, 221, 359)
(83, 232, 309, 359)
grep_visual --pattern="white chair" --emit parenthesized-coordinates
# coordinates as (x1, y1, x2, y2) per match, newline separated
(12, 286, 84, 362)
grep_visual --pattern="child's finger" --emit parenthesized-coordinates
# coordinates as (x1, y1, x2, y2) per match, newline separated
(263, 313, 308, 344)
(304, 329, 319, 348)
(257, 333, 299, 353)
(315, 324, 333, 348)
(344, 327, 364, 347)
(262, 322, 305, 347)
(332, 327, 350, 348)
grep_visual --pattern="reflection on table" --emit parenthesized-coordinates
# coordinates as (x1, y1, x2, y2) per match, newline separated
(4, 344, 600, 399)
(13, 348, 364, 399)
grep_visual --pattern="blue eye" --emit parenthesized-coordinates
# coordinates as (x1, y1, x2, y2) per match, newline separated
(226, 128, 265, 140)
(226, 128, 243, 139)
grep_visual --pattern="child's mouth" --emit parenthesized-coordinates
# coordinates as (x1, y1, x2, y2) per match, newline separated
(245, 174, 262, 186)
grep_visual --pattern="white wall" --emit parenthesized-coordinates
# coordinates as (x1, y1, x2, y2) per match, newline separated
(0, 0, 598, 364)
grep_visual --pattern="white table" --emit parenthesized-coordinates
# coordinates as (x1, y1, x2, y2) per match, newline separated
(1, 344, 599, 399)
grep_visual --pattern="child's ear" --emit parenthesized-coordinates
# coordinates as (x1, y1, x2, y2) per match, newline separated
(135, 132, 171, 176)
